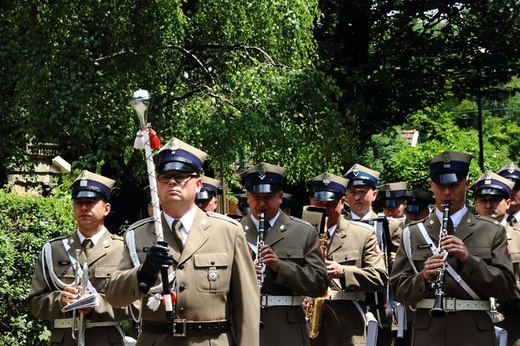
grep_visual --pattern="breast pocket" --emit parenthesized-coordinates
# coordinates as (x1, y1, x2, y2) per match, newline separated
(411, 249, 432, 271)
(277, 247, 304, 265)
(194, 253, 230, 293)
(467, 247, 492, 264)
(332, 249, 360, 266)
(95, 265, 117, 290)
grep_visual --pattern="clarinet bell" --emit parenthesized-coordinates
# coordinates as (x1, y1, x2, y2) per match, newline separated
(429, 294, 446, 318)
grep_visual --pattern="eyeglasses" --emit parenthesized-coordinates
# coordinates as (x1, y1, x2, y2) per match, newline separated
(157, 173, 198, 184)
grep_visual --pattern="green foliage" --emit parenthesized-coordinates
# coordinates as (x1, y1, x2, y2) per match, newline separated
(0, 187, 74, 345)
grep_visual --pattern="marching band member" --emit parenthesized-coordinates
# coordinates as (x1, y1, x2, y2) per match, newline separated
(240, 162, 328, 346)
(305, 173, 387, 346)
(106, 137, 259, 346)
(390, 151, 515, 346)
(28, 171, 135, 345)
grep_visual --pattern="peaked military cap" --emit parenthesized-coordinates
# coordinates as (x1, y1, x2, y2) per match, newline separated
(240, 162, 286, 194)
(497, 163, 520, 186)
(427, 150, 472, 184)
(470, 170, 514, 198)
(195, 176, 222, 201)
(378, 182, 408, 208)
(307, 173, 348, 202)
(405, 190, 433, 213)
(281, 193, 295, 209)
(154, 137, 207, 174)
(343, 164, 380, 189)
(236, 192, 250, 214)
(71, 170, 115, 200)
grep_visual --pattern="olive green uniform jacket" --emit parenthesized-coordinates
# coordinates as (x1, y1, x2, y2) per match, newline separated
(390, 210, 515, 346)
(311, 216, 388, 346)
(106, 209, 259, 346)
(242, 211, 328, 346)
(28, 229, 134, 345)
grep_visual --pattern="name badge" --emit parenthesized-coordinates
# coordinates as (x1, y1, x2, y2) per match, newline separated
(417, 243, 432, 249)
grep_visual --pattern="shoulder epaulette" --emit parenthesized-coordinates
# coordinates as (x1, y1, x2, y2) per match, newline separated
(474, 214, 501, 226)
(207, 212, 240, 226)
(349, 220, 374, 231)
(49, 235, 69, 243)
(110, 233, 124, 241)
(126, 216, 154, 231)
(290, 216, 313, 228)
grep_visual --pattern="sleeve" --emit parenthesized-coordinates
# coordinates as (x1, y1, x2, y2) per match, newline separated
(343, 231, 388, 291)
(275, 225, 328, 297)
(105, 237, 146, 308)
(459, 225, 515, 301)
(230, 223, 260, 346)
(389, 227, 430, 306)
(27, 247, 69, 320)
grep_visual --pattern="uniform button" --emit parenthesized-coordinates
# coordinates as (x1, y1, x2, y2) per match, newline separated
(286, 253, 291, 257)
(179, 284, 186, 291)
(178, 264, 184, 270)
(179, 307, 185, 313)
(423, 254, 428, 259)
(211, 260, 215, 265)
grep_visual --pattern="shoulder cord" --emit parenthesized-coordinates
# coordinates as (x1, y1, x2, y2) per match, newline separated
(412, 223, 480, 300)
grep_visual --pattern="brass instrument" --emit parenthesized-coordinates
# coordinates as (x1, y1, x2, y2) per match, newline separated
(72, 249, 88, 346)
(256, 211, 266, 291)
(302, 205, 329, 339)
(308, 228, 329, 339)
(429, 202, 450, 318)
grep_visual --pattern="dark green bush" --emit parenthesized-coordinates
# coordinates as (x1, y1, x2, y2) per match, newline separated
(0, 185, 75, 345)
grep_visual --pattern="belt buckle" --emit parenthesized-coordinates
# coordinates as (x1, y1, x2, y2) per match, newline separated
(173, 319, 186, 337)
(260, 295, 268, 307)
(445, 298, 456, 312)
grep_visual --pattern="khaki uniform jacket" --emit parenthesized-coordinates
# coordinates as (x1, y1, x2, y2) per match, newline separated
(496, 224, 520, 345)
(106, 209, 260, 346)
(389, 210, 515, 346)
(344, 210, 403, 252)
(242, 211, 328, 346)
(27, 230, 133, 345)
(311, 216, 388, 346)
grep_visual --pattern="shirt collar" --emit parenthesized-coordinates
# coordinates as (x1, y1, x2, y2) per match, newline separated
(76, 227, 106, 246)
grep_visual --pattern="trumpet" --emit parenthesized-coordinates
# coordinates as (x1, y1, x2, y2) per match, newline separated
(429, 201, 450, 318)
(72, 249, 87, 346)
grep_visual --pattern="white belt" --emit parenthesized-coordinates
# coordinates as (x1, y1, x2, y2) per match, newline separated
(328, 291, 366, 301)
(416, 298, 490, 312)
(261, 295, 304, 307)
(54, 318, 120, 329)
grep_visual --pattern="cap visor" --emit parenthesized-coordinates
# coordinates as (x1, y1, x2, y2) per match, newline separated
(158, 161, 197, 174)
(311, 190, 342, 202)
(73, 191, 105, 199)
(432, 172, 464, 184)
(249, 184, 281, 194)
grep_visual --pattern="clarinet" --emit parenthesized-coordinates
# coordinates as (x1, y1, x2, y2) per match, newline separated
(256, 211, 266, 291)
(429, 201, 451, 318)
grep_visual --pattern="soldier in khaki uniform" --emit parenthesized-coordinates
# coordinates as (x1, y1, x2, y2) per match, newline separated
(240, 162, 328, 346)
(343, 164, 403, 346)
(390, 151, 515, 346)
(195, 175, 222, 212)
(305, 173, 388, 346)
(494, 166, 520, 346)
(106, 138, 259, 346)
(28, 170, 135, 345)
(404, 190, 433, 223)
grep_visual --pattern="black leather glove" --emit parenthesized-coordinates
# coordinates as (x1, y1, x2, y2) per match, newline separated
(137, 242, 174, 293)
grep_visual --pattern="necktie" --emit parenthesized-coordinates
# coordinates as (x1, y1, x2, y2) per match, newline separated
(172, 219, 184, 247)
(82, 239, 93, 259)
